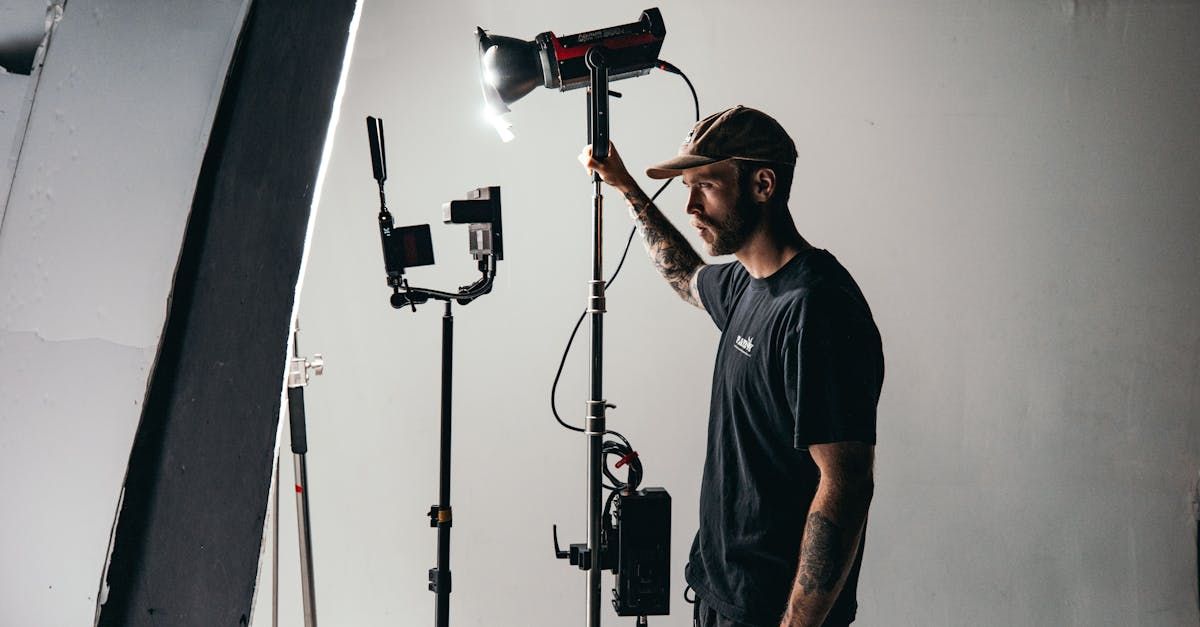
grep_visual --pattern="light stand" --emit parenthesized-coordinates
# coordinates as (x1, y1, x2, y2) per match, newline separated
(475, 10, 667, 627)
(367, 114, 503, 627)
(388, 245, 497, 627)
(270, 320, 324, 627)
(390, 242, 497, 627)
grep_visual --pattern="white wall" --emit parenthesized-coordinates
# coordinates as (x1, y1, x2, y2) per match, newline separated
(0, 1, 250, 625)
(0, 70, 28, 215)
(0, 0, 48, 224)
(279, 1, 1198, 626)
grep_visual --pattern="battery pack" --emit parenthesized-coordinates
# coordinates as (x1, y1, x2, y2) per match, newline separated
(611, 487, 670, 616)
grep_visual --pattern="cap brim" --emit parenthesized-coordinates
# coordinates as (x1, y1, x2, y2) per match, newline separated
(644, 154, 726, 179)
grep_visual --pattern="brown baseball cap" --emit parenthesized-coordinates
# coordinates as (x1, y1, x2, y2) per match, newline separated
(645, 105, 797, 179)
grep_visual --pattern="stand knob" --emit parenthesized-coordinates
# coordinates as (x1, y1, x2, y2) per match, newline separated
(288, 354, 326, 388)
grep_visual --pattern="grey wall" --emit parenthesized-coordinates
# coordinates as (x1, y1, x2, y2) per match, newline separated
(0, 1, 251, 625)
(270, 1, 1192, 625)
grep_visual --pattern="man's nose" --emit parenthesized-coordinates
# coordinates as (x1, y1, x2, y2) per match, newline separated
(685, 187, 703, 214)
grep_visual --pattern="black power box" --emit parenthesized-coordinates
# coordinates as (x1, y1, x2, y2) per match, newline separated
(610, 487, 671, 616)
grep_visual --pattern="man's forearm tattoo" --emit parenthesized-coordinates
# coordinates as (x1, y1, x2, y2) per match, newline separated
(624, 188, 703, 307)
(797, 511, 849, 595)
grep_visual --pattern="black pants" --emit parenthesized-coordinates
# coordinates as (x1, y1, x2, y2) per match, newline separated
(694, 595, 757, 627)
(692, 596, 852, 627)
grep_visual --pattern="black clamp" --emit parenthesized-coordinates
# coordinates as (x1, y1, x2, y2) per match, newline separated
(428, 567, 451, 593)
(553, 524, 594, 571)
(428, 505, 452, 528)
(587, 279, 606, 313)
(585, 400, 616, 435)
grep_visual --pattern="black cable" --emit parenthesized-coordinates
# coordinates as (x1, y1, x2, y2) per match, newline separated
(549, 179, 669, 433)
(600, 434, 644, 530)
(603, 60, 698, 291)
(550, 312, 587, 432)
(549, 60, 701, 435)
(602, 437, 643, 493)
(657, 60, 700, 122)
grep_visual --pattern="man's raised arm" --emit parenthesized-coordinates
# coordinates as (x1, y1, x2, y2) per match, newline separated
(579, 143, 706, 309)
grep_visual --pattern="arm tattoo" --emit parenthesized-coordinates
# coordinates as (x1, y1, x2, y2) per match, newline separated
(797, 511, 849, 595)
(624, 188, 705, 308)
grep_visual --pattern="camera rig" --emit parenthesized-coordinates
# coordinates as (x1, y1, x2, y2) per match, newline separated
(367, 115, 504, 627)
(370, 119, 502, 310)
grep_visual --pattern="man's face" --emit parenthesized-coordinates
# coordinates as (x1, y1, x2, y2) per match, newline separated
(681, 161, 763, 256)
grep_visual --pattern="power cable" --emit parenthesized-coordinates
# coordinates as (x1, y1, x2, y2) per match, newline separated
(549, 62, 701, 445)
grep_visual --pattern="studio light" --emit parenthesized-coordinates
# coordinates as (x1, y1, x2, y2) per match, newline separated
(471, 9, 677, 627)
(474, 8, 665, 142)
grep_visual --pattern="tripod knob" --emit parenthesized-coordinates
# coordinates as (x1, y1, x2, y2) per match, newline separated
(309, 354, 325, 376)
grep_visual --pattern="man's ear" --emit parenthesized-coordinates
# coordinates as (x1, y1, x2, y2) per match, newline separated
(751, 167, 777, 204)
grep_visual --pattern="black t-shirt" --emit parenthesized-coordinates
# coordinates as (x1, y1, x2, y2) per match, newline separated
(685, 248, 884, 626)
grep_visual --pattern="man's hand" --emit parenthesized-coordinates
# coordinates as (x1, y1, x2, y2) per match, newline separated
(578, 142, 637, 193)
(576, 140, 706, 309)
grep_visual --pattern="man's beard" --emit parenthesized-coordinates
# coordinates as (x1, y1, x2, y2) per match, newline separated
(705, 193, 765, 256)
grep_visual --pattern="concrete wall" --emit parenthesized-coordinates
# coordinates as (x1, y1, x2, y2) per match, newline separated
(0, 1, 250, 625)
(266, 1, 1200, 626)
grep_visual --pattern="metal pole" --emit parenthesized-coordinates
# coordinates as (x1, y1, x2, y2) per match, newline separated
(289, 383, 318, 627)
(287, 325, 322, 627)
(272, 455, 280, 627)
(584, 46, 610, 627)
(586, 176, 605, 627)
(430, 300, 454, 627)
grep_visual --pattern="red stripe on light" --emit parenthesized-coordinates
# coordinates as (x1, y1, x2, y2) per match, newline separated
(550, 32, 661, 62)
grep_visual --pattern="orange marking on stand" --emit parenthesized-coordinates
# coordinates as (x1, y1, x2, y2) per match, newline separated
(295, 484, 303, 493)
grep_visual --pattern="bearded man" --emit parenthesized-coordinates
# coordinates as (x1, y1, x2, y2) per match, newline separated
(579, 105, 885, 627)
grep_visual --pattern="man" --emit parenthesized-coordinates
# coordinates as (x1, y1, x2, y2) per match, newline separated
(579, 106, 884, 627)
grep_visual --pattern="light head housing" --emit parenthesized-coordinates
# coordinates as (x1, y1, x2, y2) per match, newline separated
(475, 8, 666, 140)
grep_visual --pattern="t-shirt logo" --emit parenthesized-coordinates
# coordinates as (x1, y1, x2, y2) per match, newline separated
(734, 334, 755, 357)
